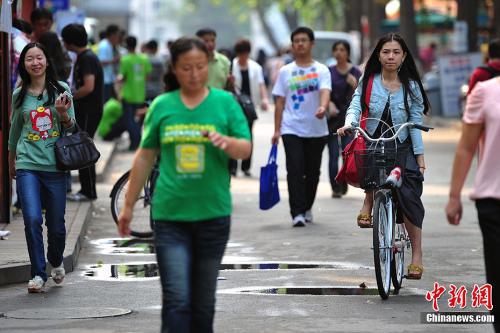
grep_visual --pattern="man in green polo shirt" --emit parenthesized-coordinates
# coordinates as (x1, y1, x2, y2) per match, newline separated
(118, 35, 152, 150)
(196, 28, 230, 89)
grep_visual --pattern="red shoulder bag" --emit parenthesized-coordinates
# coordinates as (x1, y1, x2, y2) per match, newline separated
(335, 74, 374, 188)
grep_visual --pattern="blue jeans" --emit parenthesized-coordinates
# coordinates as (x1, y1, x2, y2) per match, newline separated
(16, 169, 67, 281)
(122, 101, 142, 150)
(154, 216, 230, 333)
(327, 133, 352, 192)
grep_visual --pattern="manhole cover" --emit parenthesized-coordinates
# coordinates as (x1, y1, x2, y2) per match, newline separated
(4, 307, 132, 319)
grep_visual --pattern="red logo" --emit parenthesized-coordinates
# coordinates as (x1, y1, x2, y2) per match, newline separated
(426, 283, 493, 312)
(448, 284, 467, 309)
(425, 282, 446, 311)
(471, 284, 493, 311)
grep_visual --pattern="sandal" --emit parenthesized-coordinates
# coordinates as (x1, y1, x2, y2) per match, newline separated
(407, 264, 424, 280)
(357, 213, 373, 228)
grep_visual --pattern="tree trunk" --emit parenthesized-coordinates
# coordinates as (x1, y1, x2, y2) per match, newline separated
(344, 0, 362, 32)
(256, 5, 281, 51)
(283, 8, 299, 31)
(369, 0, 387, 45)
(457, 0, 479, 51)
(493, 0, 500, 39)
(400, 0, 419, 58)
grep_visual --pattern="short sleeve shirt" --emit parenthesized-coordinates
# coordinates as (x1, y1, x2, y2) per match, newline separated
(462, 78, 500, 200)
(119, 53, 152, 104)
(74, 49, 104, 114)
(272, 61, 331, 137)
(207, 51, 230, 89)
(140, 88, 251, 222)
(97, 39, 115, 84)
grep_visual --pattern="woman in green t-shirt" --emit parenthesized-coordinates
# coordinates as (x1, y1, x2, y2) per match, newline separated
(118, 37, 251, 333)
(8, 42, 75, 293)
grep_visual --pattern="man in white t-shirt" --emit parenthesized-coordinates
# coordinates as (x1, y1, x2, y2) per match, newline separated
(272, 27, 331, 227)
(97, 24, 121, 102)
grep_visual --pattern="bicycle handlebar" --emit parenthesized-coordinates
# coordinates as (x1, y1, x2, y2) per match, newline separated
(349, 122, 434, 143)
(411, 123, 433, 132)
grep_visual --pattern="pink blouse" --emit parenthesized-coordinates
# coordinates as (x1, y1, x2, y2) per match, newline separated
(462, 78, 500, 200)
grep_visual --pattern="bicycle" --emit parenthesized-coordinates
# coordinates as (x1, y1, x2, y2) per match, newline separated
(110, 162, 159, 238)
(348, 121, 433, 299)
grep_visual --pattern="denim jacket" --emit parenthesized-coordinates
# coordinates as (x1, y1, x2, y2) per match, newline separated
(345, 74, 425, 154)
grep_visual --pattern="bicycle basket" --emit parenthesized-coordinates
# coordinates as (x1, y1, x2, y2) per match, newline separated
(354, 147, 408, 190)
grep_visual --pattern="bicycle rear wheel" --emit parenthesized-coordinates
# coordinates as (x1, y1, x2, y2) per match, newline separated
(391, 218, 408, 292)
(373, 191, 393, 300)
(110, 170, 154, 238)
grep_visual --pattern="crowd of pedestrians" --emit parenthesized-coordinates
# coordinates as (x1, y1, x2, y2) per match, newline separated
(6, 7, 499, 332)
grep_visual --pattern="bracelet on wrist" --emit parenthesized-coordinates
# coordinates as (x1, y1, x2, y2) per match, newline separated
(419, 166, 426, 170)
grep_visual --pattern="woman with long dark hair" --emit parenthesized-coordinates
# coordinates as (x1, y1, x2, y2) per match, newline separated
(39, 31, 74, 193)
(118, 37, 251, 332)
(338, 33, 430, 279)
(9, 42, 75, 292)
(328, 40, 361, 198)
(38, 31, 72, 82)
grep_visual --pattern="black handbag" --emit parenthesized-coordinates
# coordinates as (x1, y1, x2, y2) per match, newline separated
(54, 123, 101, 171)
(235, 93, 258, 121)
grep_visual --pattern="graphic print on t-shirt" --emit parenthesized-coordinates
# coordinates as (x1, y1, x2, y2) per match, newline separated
(161, 123, 216, 176)
(28, 106, 59, 141)
(289, 67, 319, 110)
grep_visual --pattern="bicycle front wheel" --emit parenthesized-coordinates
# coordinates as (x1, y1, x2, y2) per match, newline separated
(110, 170, 154, 238)
(391, 216, 408, 291)
(373, 191, 393, 300)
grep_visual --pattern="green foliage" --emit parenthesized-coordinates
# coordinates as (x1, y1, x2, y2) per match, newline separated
(178, 0, 251, 48)
(186, 0, 343, 30)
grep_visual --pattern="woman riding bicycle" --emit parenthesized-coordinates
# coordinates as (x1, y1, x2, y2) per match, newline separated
(338, 33, 430, 279)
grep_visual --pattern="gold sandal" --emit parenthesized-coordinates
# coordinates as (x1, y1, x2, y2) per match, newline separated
(407, 264, 424, 280)
(357, 213, 373, 228)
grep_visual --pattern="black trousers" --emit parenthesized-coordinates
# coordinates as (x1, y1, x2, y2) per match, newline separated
(75, 110, 102, 199)
(476, 198, 500, 332)
(282, 134, 327, 218)
(229, 120, 254, 172)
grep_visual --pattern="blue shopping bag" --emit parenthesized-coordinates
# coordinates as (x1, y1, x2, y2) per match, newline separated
(259, 144, 280, 210)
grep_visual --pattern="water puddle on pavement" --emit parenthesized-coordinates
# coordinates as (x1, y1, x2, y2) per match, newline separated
(220, 262, 371, 270)
(91, 239, 251, 256)
(84, 261, 370, 281)
(84, 262, 159, 281)
(220, 286, 381, 296)
(91, 238, 155, 255)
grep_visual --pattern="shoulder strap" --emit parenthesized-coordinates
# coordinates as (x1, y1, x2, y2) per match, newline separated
(479, 65, 500, 78)
(360, 74, 374, 130)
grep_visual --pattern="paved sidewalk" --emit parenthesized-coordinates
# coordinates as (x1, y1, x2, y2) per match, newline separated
(0, 138, 115, 286)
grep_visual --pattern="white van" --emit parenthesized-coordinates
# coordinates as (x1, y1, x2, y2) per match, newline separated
(312, 31, 361, 67)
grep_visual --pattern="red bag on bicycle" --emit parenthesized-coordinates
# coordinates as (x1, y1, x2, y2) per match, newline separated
(335, 75, 374, 188)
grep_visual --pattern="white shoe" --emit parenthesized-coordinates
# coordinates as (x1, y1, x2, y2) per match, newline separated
(305, 210, 313, 223)
(0, 230, 10, 238)
(292, 215, 306, 227)
(28, 276, 45, 293)
(67, 192, 91, 202)
(51, 265, 65, 284)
